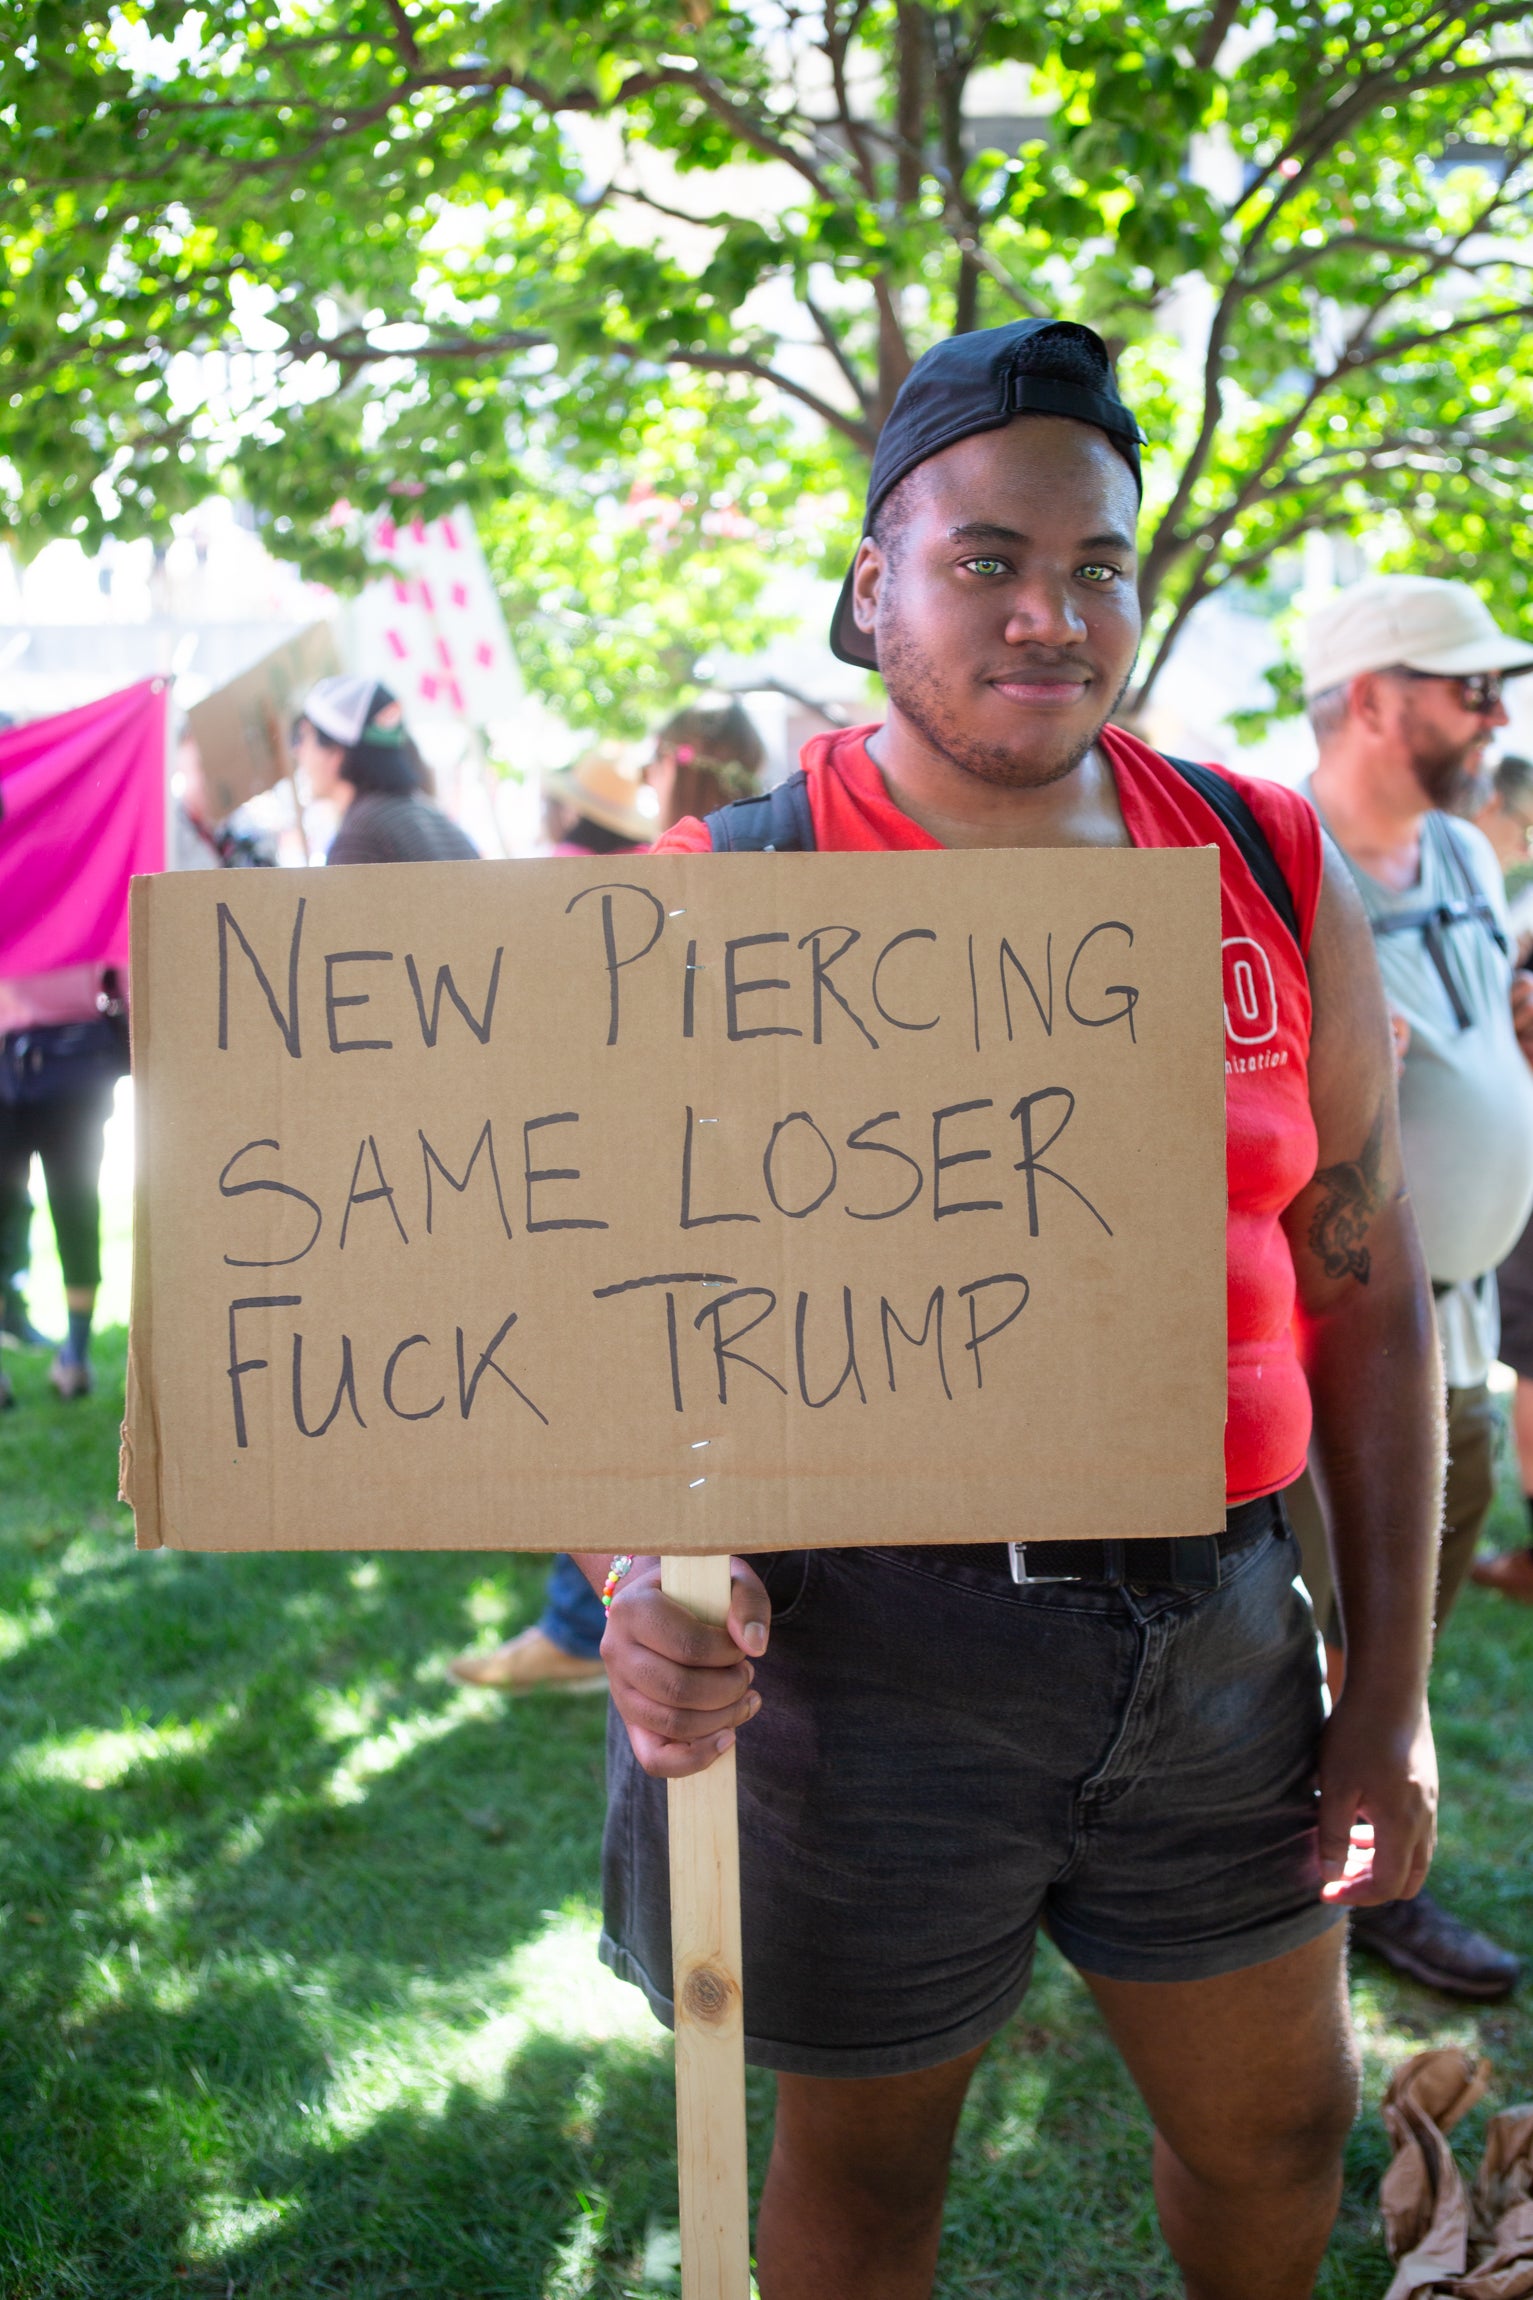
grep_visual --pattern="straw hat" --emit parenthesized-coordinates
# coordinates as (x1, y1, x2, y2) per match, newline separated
(543, 746, 659, 843)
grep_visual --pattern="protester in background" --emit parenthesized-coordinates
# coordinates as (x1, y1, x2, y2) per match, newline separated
(452, 703, 767, 1693)
(170, 733, 278, 870)
(1462, 755, 1533, 1607)
(0, 965, 130, 1405)
(539, 745, 657, 854)
(1469, 752, 1533, 868)
(0, 1181, 52, 1353)
(645, 696, 766, 829)
(1467, 753, 1533, 961)
(1474, 1227, 1533, 1609)
(450, 746, 649, 1694)
(293, 678, 478, 864)
(1291, 574, 1533, 1999)
(2, 731, 277, 1404)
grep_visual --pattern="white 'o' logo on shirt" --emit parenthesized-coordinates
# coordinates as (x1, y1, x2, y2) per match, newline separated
(1222, 937, 1279, 1045)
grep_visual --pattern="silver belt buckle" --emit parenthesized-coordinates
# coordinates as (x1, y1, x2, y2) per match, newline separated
(1008, 1541, 1083, 1585)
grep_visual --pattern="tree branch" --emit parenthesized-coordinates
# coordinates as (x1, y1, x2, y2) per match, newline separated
(290, 325, 552, 366)
(1234, 4, 1533, 238)
(1359, 296, 1533, 364)
(894, 0, 928, 210)
(1144, 92, 1527, 601)
(1192, 0, 1242, 72)
(1248, 222, 1530, 294)
(609, 339, 876, 447)
(613, 184, 739, 234)
(1130, 569, 1222, 709)
(805, 294, 875, 413)
(383, 0, 422, 67)
(820, 0, 881, 201)
(950, 232, 1051, 318)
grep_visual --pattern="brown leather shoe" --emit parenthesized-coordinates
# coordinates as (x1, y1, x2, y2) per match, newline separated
(1351, 1890, 1521, 2000)
(1469, 1548, 1533, 1606)
(448, 1625, 608, 1693)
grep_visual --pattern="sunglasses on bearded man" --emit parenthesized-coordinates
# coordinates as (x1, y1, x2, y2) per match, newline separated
(1391, 668, 1509, 715)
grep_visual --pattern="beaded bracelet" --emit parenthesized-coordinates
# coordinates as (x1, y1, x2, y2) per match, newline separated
(601, 1554, 635, 1610)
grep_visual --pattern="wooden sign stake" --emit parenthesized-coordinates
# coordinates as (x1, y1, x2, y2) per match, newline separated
(662, 1552, 751, 2300)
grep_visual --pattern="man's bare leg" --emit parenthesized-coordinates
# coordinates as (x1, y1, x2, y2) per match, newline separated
(754, 1929, 1353, 2300)
(754, 2043, 986, 2300)
(1085, 1926, 1357, 2300)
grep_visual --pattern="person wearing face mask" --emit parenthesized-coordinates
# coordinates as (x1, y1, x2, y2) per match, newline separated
(1287, 576, 1533, 1999)
(292, 678, 478, 865)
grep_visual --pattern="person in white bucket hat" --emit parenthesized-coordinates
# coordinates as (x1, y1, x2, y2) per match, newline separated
(1287, 574, 1533, 2000)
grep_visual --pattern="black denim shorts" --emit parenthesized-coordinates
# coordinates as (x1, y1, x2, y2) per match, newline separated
(599, 1493, 1340, 2079)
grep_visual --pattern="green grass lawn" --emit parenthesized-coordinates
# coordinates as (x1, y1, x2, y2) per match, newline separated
(3, 1329, 1532, 2298)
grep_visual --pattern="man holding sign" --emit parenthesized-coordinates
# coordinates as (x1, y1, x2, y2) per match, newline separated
(586, 322, 1440, 2299)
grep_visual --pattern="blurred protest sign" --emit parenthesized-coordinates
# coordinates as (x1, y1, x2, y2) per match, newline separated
(351, 506, 524, 728)
(123, 847, 1225, 1555)
(0, 680, 167, 974)
(186, 622, 339, 820)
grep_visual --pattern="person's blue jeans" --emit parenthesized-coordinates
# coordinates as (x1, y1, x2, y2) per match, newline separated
(540, 1553, 607, 1660)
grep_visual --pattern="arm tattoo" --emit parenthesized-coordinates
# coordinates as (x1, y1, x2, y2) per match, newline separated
(1307, 1105, 1388, 1284)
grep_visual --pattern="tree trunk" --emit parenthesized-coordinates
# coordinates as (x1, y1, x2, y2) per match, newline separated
(930, 11, 979, 333)
(874, 280, 914, 428)
(895, 1, 929, 208)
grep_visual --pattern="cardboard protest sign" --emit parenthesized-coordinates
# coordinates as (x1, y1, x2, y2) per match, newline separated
(186, 622, 340, 820)
(123, 849, 1226, 1554)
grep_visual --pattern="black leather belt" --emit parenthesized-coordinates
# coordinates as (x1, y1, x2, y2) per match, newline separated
(896, 1493, 1284, 1592)
(1008, 1492, 1283, 1590)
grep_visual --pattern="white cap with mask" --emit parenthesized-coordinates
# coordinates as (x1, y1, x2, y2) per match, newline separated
(302, 676, 386, 748)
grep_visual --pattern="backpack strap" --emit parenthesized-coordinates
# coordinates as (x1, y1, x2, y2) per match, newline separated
(1430, 813, 1509, 956)
(704, 770, 817, 853)
(1365, 814, 1508, 1032)
(705, 754, 1306, 966)
(1162, 753, 1303, 956)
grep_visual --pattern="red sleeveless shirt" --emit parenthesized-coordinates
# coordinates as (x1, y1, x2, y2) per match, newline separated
(656, 722, 1324, 1505)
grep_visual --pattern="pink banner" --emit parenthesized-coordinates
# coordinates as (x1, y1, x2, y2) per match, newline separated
(0, 679, 167, 976)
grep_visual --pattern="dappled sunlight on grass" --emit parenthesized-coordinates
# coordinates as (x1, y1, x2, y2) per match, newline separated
(4, 1328, 1533, 2297)
(15, 1713, 211, 1789)
(490, 1912, 664, 2057)
(321, 1682, 496, 1805)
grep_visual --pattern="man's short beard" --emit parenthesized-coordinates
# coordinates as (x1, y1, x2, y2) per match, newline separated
(1405, 722, 1483, 812)
(879, 623, 1133, 789)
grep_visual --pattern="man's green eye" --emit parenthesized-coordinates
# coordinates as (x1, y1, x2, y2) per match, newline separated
(962, 557, 1006, 577)
(1078, 563, 1120, 583)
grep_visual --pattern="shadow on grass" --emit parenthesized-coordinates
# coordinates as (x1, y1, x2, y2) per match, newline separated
(5, 1333, 1533, 2298)
(7, 2026, 678, 2300)
(0, 1330, 623, 2294)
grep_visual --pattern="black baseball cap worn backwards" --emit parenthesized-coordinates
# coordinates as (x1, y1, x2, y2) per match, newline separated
(830, 317, 1146, 670)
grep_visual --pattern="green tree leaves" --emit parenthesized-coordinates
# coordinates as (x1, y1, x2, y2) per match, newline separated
(6, 0, 1533, 719)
